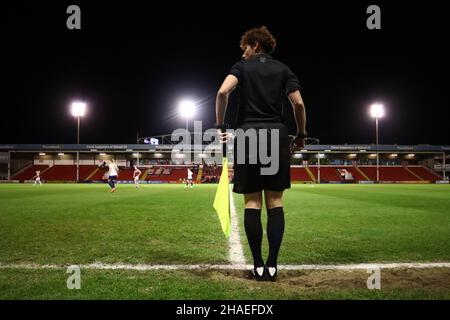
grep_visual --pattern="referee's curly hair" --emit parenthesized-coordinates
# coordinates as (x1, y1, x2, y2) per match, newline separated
(240, 26, 277, 54)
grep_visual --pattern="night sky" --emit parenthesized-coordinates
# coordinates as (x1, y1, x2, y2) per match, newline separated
(4, 1, 449, 145)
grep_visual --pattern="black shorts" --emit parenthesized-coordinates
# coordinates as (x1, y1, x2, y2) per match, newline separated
(232, 122, 291, 194)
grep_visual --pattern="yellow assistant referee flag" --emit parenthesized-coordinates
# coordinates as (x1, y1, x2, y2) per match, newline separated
(213, 157, 231, 237)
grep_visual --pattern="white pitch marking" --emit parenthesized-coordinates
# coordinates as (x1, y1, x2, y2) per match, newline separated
(228, 186, 246, 266)
(1, 262, 449, 271)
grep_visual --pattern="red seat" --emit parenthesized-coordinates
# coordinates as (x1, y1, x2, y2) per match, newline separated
(146, 167, 197, 182)
(12, 165, 49, 180)
(408, 166, 442, 182)
(309, 166, 343, 182)
(290, 167, 313, 181)
(359, 166, 421, 181)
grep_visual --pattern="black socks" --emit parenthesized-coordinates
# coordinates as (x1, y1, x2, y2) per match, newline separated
(244, 207, 285, 269)
(244, 208, 264, 268)
(266, 206, 285, 268)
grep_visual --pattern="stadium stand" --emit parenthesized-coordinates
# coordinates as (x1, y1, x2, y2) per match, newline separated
(290, 167, 313, 182)
(34, 165, 100, 181)
(11, 165, 49, 180)
(40, 165, 77, 181)
(358, 166, 422, 182)
(380, 166, 421, 181)
(331, 166, 368, 182)
(408, 166, 442, 182)
(145, 166, 196, 182)
(10, 163, 444, 183)
(309, 166, 343, 182)
(201, 165, 221, 183)
(79, 165, 98, 181)
(347, 166, 369, 181)
(358, 166, 378, 181)
(88, 166, 108, 181)
(115, 167, 135, 180)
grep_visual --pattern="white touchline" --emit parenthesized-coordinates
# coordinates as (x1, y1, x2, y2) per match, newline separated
(1, 262, 449, 271)
(228, 185, 246, 266)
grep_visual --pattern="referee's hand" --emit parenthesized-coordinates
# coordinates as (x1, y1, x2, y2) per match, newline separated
(217, 129, 232, 143)
(290, 136, 305, 154)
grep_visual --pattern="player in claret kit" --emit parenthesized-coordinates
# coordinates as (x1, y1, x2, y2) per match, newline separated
(34, 170, 42, 186)
(133, 165, 142, 188)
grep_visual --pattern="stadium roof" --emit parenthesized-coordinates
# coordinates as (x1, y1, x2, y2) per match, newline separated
(1, 144, 449, 153)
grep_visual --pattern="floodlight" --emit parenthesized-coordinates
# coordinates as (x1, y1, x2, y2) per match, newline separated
(71, 101, 87, 117)
(370, 103, 384, 119)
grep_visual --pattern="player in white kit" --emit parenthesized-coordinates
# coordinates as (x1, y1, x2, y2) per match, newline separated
(133, 165, 141, 188)
(106, 160, 119, 192)
(186, 168, 193, 188)
(34, 170, 42, 186)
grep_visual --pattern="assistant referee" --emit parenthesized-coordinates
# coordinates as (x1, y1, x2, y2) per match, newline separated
(215, 26, 307, 281)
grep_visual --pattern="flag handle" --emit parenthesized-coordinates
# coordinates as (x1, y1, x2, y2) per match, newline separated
(222, 128, 227, 157)
(218, 124, 228, 157)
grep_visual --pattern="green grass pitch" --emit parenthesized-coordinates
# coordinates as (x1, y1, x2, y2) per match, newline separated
(1, 183, 449, 299)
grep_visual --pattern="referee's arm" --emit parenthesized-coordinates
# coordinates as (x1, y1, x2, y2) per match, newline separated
(216, 75, 238, 126)
(288, 90, 306, 137)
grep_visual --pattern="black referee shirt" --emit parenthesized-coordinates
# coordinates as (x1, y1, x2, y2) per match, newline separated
(229, 53, 301, 126)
